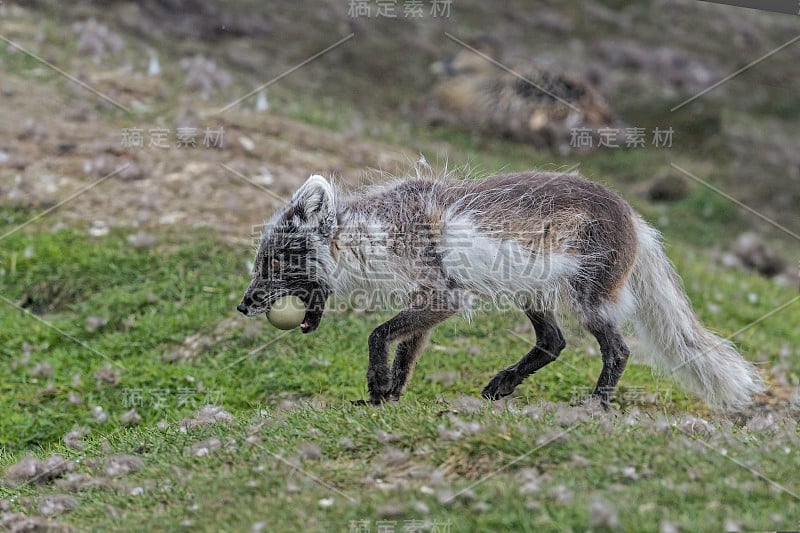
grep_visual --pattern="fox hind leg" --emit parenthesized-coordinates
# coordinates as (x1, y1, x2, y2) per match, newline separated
(584, 317, 630, 407)
(482, 308, 566, 400)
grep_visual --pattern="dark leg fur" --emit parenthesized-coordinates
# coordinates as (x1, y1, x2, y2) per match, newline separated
(586, 319, 630, 407)
(388, 331, 432, 401)
(366, 308, 454, 404)
(482, 309, 566, 400)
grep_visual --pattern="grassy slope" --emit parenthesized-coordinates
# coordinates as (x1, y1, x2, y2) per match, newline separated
(1, 2, 800, 531)
(1, 202, 799, 531)
(1, 92, 799, 533)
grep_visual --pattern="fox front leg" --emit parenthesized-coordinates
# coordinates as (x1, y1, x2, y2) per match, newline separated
(364, 308, 455, 405)
(387, 331, 432, 401)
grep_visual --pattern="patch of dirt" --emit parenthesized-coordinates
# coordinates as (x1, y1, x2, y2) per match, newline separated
(753, 383, 798, 408)
(0, 512, 73, 532)
(0, 59, 409, 244)
(103, 454, 144, 478)
(179, 405, 234, 430)
(38, 494, 78, 517)
(162, 316, 248, 363)
(438, 450, 499, 480)
(3, 455, 75, 488)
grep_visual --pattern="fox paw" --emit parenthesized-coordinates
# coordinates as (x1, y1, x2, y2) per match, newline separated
(351, 394, 398, 406)
(351, 399, 377, 406)
(481, 371, 520, 400)
(570, 395, 611, 410)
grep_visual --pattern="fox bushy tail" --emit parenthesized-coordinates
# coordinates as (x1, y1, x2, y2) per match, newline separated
(627, 217, 765, 409)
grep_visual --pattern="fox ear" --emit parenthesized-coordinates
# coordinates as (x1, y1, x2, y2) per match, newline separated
(291, 174, 336, 232)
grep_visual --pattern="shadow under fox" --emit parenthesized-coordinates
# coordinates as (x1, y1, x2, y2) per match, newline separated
(239, 171, 763, 409)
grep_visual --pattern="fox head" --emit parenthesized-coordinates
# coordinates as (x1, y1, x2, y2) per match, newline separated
(237, 175, 337, 333)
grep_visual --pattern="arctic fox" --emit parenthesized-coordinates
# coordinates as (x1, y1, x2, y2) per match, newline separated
(238, 171, 764, 408)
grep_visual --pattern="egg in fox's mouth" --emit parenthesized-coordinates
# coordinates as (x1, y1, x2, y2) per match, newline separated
(270, 295, 322, 334)
(239, 289, 327, 333)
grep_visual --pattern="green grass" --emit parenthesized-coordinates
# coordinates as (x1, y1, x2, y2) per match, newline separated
(1, 6, 799, 528)
(1, 219, 798, 532)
